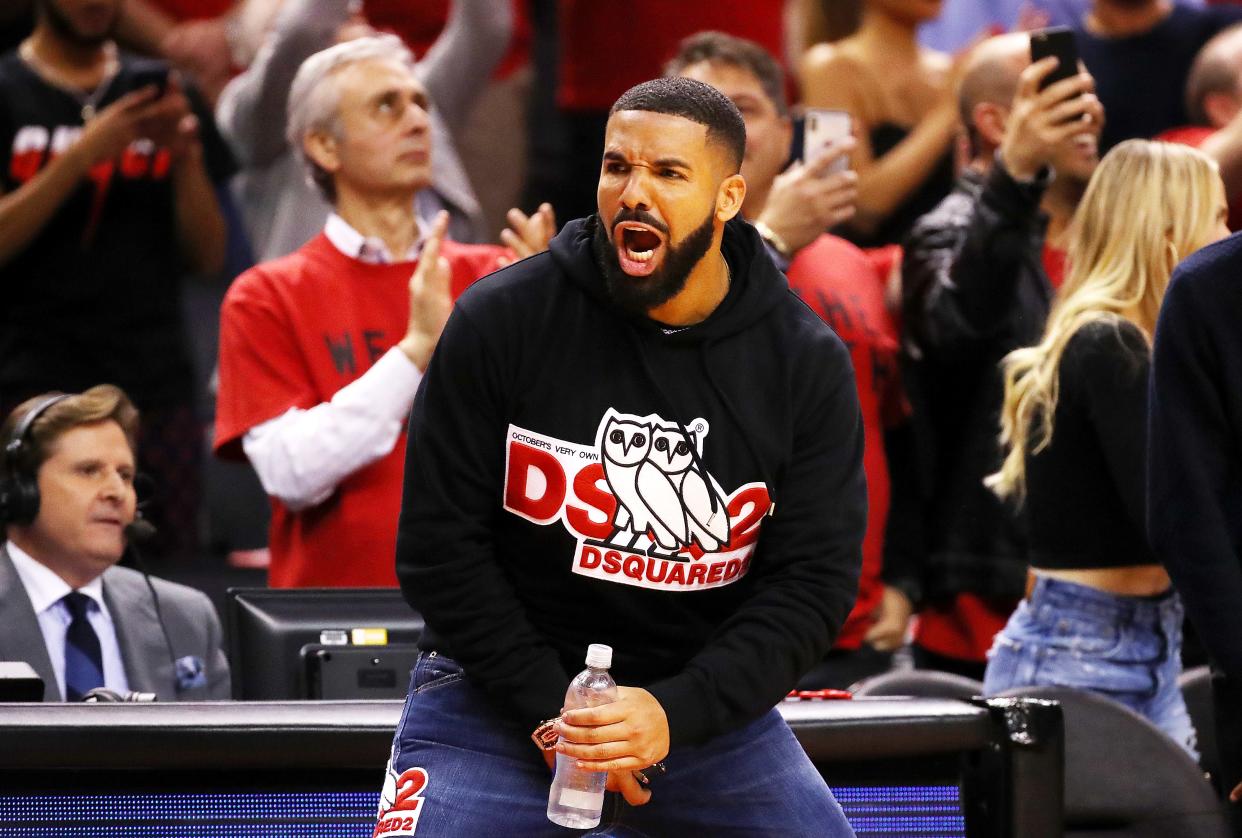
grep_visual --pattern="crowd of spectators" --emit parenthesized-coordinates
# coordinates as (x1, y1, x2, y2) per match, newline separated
(8, 0, 1242, 824)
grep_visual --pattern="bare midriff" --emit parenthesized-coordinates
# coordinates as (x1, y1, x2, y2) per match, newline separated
(1027, 565, 1172, 598)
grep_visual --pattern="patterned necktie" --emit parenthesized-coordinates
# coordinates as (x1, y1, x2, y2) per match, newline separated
(62, 591, 104, 701)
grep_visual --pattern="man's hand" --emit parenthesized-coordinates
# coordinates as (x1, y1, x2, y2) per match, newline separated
(398, 211, 453, 371)
(864, 585, 914, 652)
(757, 137, 858, 256)
(498, 202, 557, 267)
(556, 686, 669, 806)
(73, 85, 164, 168)
(1231, 780, 1242, 803)
(135, 75, 203, 165)
(1000, 57, 1103, 181)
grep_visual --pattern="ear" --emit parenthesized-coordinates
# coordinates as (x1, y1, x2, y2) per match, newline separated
(303, 131, 341, 177)
(972, 102, 1008, 151)
(1203, 91, 1241, 130)
(715, 172, 747, 223)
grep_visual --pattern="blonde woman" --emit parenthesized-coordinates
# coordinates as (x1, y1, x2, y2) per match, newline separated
(981, 140, 1229, 755)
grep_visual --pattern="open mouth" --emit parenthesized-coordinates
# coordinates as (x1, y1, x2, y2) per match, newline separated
(615, 222, 666, 276)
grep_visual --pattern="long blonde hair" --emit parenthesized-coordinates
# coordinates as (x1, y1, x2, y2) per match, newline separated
(987, 140, 1223, 503)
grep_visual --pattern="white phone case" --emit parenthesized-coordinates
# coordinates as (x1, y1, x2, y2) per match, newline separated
(803, 108, 852, 174)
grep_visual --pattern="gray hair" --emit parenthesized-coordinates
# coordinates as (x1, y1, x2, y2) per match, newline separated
(287, 34, 417, 203)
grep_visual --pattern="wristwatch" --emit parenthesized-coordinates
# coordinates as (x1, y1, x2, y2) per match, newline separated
(753, 220, 792, 260)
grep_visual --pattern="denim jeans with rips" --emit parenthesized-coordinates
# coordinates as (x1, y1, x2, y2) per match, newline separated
(982, 575, 1197, 759)
(375, 651, 856, 837)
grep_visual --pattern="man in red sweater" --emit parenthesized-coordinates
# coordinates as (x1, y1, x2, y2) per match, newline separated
(214, 34, 552, 587)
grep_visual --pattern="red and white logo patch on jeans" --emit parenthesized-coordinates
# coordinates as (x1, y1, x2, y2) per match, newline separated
(374, 766, 429, 836)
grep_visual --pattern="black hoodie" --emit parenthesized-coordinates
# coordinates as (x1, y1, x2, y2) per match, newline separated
(395, 216, 866, 747)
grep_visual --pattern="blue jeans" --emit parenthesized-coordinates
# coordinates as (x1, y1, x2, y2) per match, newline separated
(376, 652, 855, 837)
(982, 576, 1197, 759)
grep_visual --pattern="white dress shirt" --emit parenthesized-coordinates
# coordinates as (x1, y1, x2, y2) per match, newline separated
(241, 215, 425, 511)
(7, 542, 130, 700)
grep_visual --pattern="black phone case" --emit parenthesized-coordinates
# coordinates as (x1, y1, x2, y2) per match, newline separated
(1030, 27, 1078, 91)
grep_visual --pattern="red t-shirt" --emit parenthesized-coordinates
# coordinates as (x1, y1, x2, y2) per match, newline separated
(786, 235, 907, 650)
(214, 233, 506, 587)
(556, 0, 786, 111)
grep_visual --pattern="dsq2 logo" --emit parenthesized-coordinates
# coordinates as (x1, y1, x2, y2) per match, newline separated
(503, 409, 771, 592)
(374, 767, 429, 837)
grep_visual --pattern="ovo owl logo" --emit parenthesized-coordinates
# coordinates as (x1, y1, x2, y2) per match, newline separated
(504, 409, 771, 592)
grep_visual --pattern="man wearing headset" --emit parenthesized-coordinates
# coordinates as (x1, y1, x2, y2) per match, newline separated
(0, 384, 229, 701)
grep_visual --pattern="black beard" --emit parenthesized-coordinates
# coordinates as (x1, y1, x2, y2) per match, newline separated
(591, 210, 716, 318)
(38, 0, 118, 47)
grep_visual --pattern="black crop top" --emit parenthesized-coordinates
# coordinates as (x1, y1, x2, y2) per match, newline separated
(1023, 319, 1158, 570)
(839, 122, 955, 249)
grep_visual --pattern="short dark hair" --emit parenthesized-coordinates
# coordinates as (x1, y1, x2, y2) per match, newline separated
(664, 31, 789, 118)
(609, 77, 746, 172)
(1, 385, 139, 477)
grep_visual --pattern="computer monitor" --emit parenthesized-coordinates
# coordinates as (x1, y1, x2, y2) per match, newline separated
(225, 588, 424, 700)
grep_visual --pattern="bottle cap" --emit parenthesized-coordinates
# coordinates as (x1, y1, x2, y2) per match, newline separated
(585, 644, 612, 669)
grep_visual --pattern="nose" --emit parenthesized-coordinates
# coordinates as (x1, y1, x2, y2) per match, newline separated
(99, 469, 131, 502)
(619, 168, 652, 212)
(405, 100, 430, 134)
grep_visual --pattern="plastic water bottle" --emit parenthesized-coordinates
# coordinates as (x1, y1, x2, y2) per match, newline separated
(546, 643, 618, 829)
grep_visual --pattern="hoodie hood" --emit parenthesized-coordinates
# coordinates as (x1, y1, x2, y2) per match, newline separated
(549, 214, 789, 342)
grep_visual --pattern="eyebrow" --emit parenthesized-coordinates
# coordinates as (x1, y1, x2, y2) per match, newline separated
(654, 157, 692, 170)
(603, 150, 692, 170)
(368, 85, 429, 108)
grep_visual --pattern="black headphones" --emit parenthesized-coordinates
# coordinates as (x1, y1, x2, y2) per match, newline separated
(0, 394, 70, 526)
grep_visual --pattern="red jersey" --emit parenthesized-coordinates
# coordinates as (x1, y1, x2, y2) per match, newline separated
(214, 233, 506, 587)
(786, 235, 907, 650)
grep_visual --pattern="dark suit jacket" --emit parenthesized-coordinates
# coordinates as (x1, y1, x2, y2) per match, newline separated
(0, 545, 230, 701)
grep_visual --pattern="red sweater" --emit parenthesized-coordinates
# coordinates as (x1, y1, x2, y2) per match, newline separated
(215, 233, 506, 587)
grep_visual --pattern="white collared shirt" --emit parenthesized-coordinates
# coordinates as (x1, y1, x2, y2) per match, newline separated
(240, 215, 425, 511)
(6, 541, 130, 700)
(324, 213, 425, 264)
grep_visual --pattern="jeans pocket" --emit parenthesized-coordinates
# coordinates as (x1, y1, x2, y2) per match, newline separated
(412, 652, 464, 694)
(1041, 612, 1122, 657)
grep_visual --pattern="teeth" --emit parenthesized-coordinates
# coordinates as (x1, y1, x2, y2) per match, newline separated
(627, 248, 654, 262)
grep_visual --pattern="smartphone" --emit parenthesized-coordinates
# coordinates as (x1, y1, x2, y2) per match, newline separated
(803, 108, 852, 174)
(1029, 26, 1079, 91)
(130, 66, 170, 97)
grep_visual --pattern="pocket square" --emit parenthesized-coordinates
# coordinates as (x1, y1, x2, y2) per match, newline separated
(174, 655, 207, 692)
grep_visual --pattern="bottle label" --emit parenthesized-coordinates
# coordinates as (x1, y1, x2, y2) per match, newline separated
(558, 787, 604, 810)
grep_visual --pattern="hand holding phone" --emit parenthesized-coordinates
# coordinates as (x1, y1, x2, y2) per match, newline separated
(1029, 26, 1078, 92)
(803, 109, 852, 175)
(129, 66, 170, 98)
